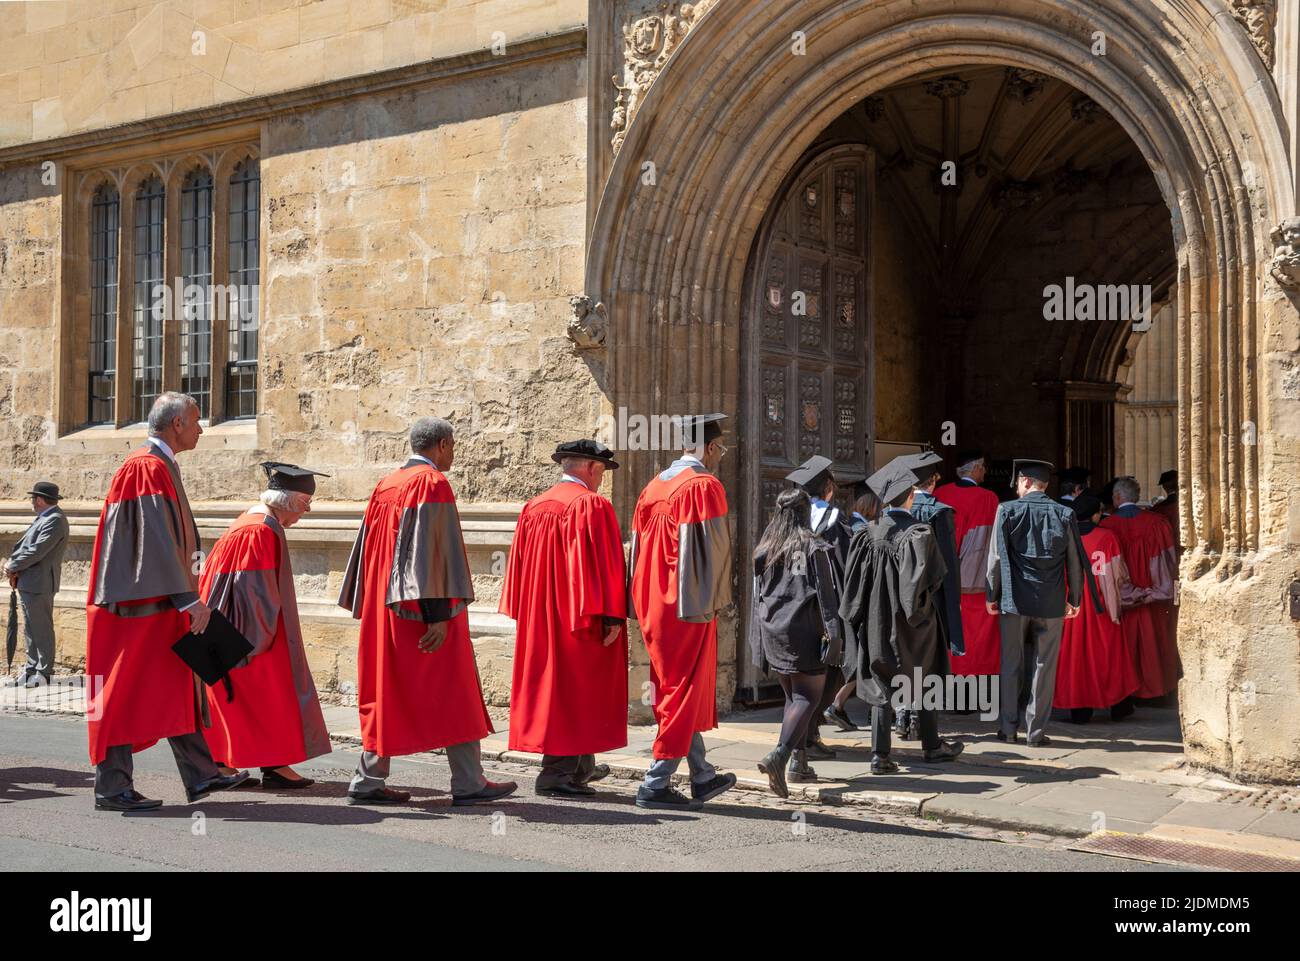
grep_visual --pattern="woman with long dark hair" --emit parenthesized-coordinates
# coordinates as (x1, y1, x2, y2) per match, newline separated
(749, 488, 845, 797)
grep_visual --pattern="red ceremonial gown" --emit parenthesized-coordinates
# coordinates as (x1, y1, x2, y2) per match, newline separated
(339, 459, 492, 758)
(199, 510, 331, 768)
(1100, 507, 1182, 698)
(629, 459, 732, 760)
(935, 480, 1001, 675)
(499, 479, 629, 756)
(1054, 525, 1142, 708)
(86, 445, 203, 765)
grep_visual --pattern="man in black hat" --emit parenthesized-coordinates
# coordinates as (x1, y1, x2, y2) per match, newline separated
(499, 439, 629, 797)
(4, 482, 69, 687)
(985, 459, 1092, 746)
(1152, 469, 1180, 556)
(839, 459, 963, 774)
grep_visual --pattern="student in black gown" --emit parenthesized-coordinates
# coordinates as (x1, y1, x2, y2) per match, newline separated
(750, 489, 845, 797)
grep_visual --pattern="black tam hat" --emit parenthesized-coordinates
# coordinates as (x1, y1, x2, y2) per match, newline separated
(552, 439, 620, 469)
(1158, 469, 1178, 489)
(261, 462, 330, 495)
(785, 455, 834, 495)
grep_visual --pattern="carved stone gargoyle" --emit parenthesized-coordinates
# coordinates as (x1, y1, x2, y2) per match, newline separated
(1269, 217, 1300, 290)
(568, 294, 609, 348)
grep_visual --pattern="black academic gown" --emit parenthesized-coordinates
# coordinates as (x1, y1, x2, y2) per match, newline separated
(838, 510, 948, 708)
(910, 490, 963, 661)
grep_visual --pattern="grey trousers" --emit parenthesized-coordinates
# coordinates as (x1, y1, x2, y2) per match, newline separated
(998, 614, 1064, 743)
(537, 753, 597, 790)
(17, 590, 54, 679)
(94, 735, 221, 799)
(349, 741, 487, 798)
(643, 732, 716, 792)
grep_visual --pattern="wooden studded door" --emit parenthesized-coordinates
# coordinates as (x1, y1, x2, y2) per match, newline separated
(740, 143, 875, 699)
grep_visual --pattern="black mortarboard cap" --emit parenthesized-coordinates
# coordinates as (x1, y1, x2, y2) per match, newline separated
(956, 449, 985, 467)
(1011, 458, 1054, 488)
(867, 460, 916, 504)
(785, 455, 834, 494)
(901, 450, 944, 482)
(675, 413, 727, 448)
(552, 438, 620, 469)
(1071, 493, 1102, 521)
(261, 462, 330, 495)
(171, 610, 254, 704)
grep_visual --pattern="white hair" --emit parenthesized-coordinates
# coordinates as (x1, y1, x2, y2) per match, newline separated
(1113, 476, 1140, 504)
(147, 392, 197, 435)
(956, 457, 984, 476)
(260, 489, 312, 513)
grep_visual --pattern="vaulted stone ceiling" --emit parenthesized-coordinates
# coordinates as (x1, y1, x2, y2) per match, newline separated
(851, 64, 1170, 301)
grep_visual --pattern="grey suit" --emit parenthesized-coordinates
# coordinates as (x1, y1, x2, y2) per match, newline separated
(5, 507, 69, 680)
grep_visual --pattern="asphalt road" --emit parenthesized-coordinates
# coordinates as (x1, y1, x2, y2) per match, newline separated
(0, 712, 1174, 872)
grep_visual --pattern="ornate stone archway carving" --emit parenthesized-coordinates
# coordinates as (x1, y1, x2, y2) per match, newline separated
(583, 0, 1299, 781)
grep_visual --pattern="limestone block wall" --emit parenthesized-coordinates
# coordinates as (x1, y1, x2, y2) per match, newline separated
(0, 0, 587, 146)
(0, 34, 606, 712)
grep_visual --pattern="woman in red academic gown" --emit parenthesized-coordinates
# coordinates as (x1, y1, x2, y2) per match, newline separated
(1055, 495, 1143, 722)
(200, 463, 332, 789)
(499, 439, 628, 797)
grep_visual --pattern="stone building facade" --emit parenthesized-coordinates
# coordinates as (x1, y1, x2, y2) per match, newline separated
(1, 0, 1297, 782)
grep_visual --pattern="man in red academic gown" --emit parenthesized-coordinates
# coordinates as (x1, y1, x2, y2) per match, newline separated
(1100, 476, 1182, 700)
(935, 450, 1002, 677)
(499, 439, 628, 797)
(200, 463, 332, 789)
(629, 413, 737, 810)
(338, 416, 516, 806)
(86, 392, 250, 811)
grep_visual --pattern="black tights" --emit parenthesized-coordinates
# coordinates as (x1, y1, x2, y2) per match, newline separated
(776, 672, 828, 750)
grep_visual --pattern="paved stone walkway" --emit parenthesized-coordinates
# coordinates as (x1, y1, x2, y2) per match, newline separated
(7, 675, 1299, 864)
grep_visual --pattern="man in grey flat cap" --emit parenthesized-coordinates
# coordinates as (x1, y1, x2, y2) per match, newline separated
(4, 481, 69, 687)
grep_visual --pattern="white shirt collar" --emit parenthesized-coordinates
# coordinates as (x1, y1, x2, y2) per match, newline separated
(410, 453, 434, 467)
(147, 436, 176, 462)
(561, 472, 591, 489)
(679, 453, 705, 467)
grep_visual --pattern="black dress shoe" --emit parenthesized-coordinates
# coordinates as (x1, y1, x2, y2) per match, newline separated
(260, 768, 314, 790)
(691, 772, 736, 803)
(347, 786, 411, 805)
(995, 730, 1019, 744)
(453, 779, 518, 806)
(824, 704, 857, 732)
(1110, 698, 1136, 722)
(804, 737, 837, 760)
(870, 755, 899, 775)
(635, 785, 701, 810)
(923, 741, 965, 762)
(95, 790, 163, 813)
(536, 780, 596, 798)
(579, 763, 611, 785)
(186, 769, 251, 803)
(1027, 735, 1053, 747)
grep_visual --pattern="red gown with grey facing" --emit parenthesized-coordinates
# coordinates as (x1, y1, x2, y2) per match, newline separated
(338, 459, 493, 759)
